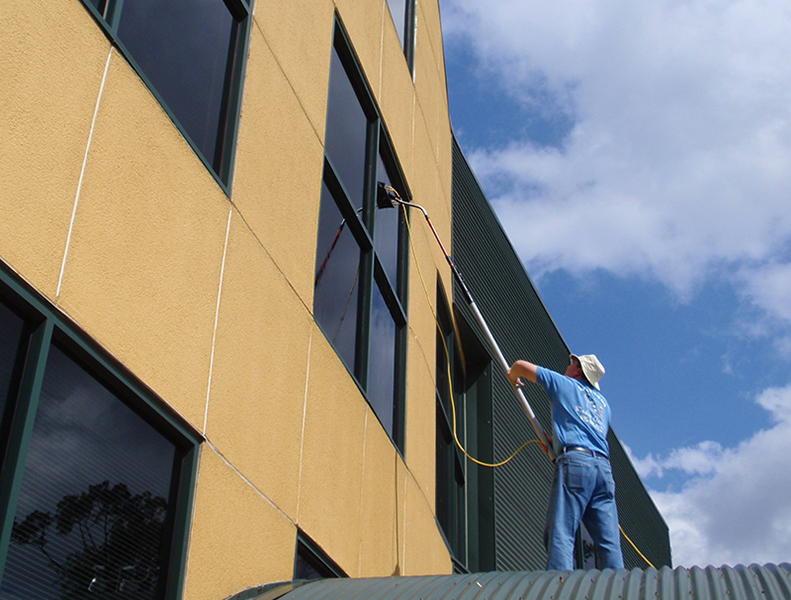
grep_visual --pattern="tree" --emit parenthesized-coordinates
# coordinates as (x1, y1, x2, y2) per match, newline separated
(11, 481, 168, 599)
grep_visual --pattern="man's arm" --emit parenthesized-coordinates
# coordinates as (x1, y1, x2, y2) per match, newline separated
(507, 360, 538, 386)
(507, 360, 555, 455)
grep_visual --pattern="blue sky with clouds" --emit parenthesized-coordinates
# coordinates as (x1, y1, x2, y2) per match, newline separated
(439, 0, 791, 568)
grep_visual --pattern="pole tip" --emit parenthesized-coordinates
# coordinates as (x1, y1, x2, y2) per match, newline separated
(376, 182, 400, 209)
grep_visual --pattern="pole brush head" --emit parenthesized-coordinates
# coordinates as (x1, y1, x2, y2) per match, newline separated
(376, 182, 401, 209)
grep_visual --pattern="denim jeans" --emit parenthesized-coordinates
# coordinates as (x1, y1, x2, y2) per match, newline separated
(544, 450, 624, 570)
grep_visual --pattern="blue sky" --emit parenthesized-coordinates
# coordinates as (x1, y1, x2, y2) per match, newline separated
(439, 0, 791, 568)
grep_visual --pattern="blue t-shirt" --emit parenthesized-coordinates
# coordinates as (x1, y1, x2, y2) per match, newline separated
(536, 366, 611, 457)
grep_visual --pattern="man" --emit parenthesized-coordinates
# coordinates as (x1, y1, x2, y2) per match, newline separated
(507, 354, 624, 571)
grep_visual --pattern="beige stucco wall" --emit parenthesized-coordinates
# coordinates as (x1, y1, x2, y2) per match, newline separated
(0, 0, 454, 597)
(0, 0, 111, 300)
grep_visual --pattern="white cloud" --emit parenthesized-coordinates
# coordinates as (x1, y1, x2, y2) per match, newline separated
(442, 0, 791, 569)
(737, 262, 791, 347)
(442, 0, 791, 317)
(627, 383, 791, 567)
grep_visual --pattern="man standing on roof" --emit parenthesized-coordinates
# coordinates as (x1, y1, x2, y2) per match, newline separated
(507, 354, 624, 571)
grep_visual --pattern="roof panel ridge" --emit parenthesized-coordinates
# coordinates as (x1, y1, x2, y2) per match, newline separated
(741, 563, 791, 600)
(523, 570, 577, 600)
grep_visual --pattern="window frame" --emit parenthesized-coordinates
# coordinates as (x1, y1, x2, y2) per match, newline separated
(0, 262, 202, 599)
(434, 280, 467, 567)
(385, 0, 417, 71)
(293, 530, 347, 581)
(77, 0, 252, 192)
(313, 16, 411, 454)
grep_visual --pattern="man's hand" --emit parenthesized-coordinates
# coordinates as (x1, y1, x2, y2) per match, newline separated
(506, 363, 523, 386)
(539, 432, 554, 457)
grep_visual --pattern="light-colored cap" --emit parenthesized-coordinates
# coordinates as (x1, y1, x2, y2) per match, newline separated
(571, 354, 605, 390)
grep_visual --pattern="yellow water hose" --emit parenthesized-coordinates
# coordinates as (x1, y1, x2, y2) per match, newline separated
(401, 203, 655, 569)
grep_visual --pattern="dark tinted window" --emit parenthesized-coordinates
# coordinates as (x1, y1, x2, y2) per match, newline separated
(0, 303, 24, 417)
(294, 532, 346, 580)
(375, 155, 400, 287)
(87, 0, 106, 13)
(117, 0, 236, 169)
(77, 0, 249, 184)
(314, 182, 361, 373)
(367, 283, 397, 436)
(315, 24, 409, 451)
(3, 345, 177, 599)
(434, 286, 466, 562)
(324, 50, 368, 212)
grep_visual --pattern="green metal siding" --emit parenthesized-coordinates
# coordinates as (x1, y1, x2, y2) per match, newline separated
(609, 431, 672, 568)
(451, 136, 560, 571)
(242, 564, 791, 600)
(449, 135, 670, 570)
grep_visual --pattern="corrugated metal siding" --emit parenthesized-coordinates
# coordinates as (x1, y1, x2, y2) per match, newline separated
(451, 136, 563, 570)
(249, 564, 791, 600)
(449, 135, 670, 570)
(609, 432, 672, 568)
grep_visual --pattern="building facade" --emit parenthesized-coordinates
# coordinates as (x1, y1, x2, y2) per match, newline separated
(0, 1, 668, 599)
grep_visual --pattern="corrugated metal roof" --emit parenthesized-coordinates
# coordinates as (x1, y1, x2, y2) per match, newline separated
(238, 565, 791, 600)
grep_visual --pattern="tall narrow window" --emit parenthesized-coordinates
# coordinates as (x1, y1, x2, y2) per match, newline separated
(435, 283, 466, 565)
(434, 286, 497, 572)
(78, 0, 251, 186)
(0, 269, 200, 600)
(385, 0, 416, 69)
(313, 20, 409, 452)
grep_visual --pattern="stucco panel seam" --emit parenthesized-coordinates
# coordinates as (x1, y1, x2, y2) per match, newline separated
(358, 409, 369, 576)
(205, 438, 294, 524)
(57, 47, 113, 299)
(230, 208, 314, 318)
(296, 327, 314, 524)
(251, 18, 326, 146)
(203, 207, 234, 434)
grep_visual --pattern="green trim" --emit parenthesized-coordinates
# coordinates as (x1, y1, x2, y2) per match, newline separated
(377, 132, 413, 207)
(466, 361, 495, 572)
(332, 15, 379, 124)
(434, 281, 468, 567)
(403, 0, 417, 73)
(314, 15, 412, 455)
(105, 0, 123, 35)
(75, 0, 252, 194)
(373, 259, 406, 326)
(392, 169, 410, 454)
(0, 319, 52, 584)
(213, 0, 253, 185)
(164, 443, 201, 600)
(355, 120, 381, 388)
(322, 156, 374, 253)
(295, 530, 347, 579)
(0, 261, 203, 596)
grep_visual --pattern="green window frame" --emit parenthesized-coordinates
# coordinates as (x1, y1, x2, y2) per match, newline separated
(434, 281, 467, 568)
(435, 282, 497, 573)
(0, 263, 201, 599)
(293, 530, 347, 581)
(78, 0, 251, 190)
(313, 16, 410, 453)
(385, 0, 416, 71)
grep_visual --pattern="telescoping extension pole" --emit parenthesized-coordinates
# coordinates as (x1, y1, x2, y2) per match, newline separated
(378, 184, 555, 460)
